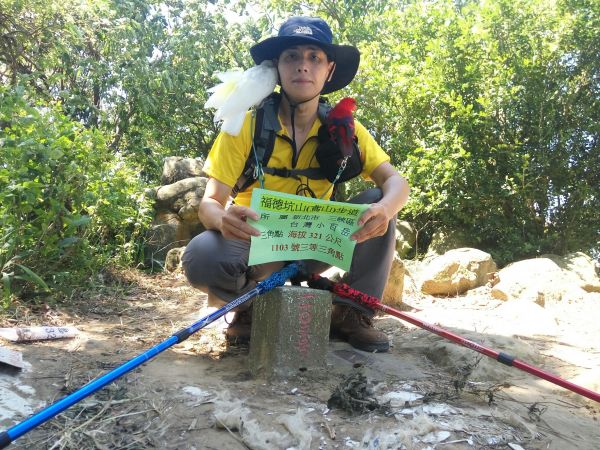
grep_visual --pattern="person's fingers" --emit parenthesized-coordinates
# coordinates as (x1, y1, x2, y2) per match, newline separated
(229, 205, 259, 221)
(352, 216, 388, 243)
(221, 205, 260, 240)
(357, 207, 376, 227)
(222, 215, 260, 240)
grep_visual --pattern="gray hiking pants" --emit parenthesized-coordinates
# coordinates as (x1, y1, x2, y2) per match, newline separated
(181, 188, 397, 315)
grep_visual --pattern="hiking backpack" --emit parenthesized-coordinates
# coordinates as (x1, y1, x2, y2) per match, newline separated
(232, 93, 363, 197)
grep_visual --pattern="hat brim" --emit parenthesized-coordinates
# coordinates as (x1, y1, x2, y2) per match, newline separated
(250, 36, 360, 94)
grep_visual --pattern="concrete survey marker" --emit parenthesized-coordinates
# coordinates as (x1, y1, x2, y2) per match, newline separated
(249, 286, 332, 379)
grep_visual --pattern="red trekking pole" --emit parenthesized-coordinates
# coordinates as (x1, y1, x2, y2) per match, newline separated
(308, 275, 600, 404)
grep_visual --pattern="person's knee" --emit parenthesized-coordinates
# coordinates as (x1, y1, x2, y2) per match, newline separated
(181, 231, 223, 288)
(182, 231, 249, 290)
(348, 188, 383, 204)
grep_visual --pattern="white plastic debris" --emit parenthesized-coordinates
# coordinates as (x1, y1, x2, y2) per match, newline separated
(182, 386, 212, 402)
(398, 407, 416, 416)
(377, 390, 423, 407)
(422, 403, 458, 416)
(212, 393, 304, 450)
(344, 436, 360, 447)
(242, 418, 292, 450)
(213, 396, 250, 431)
(420, 430, 451, 444)
(508, 444, 526, 450)
(0, 326, 79, 342)
(486, 436, 503, 445)
(277, 408, 313, 449)
(0, 374, 44, 422)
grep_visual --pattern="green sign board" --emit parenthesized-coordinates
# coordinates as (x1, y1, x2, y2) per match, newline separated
(248, 189, 368, 271)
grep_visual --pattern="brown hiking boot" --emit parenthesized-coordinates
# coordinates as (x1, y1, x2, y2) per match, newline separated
(225, 308, 252, 345)
(330, 305, 389, 352)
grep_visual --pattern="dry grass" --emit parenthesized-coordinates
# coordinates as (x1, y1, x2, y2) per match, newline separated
(17, 381, 173, 450)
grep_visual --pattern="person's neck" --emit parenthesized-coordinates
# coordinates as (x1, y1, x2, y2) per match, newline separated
(279, 95, 319, 132)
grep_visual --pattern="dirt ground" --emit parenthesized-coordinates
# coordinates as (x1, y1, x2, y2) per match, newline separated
(1, 269, 599, 450)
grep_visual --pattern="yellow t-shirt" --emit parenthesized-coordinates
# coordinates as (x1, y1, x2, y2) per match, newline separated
(203, 111, 390, 207)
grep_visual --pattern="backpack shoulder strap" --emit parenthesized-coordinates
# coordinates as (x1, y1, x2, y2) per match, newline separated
(232, 94, 281, 196)
(257, 94, 281, 166)
(232, 96, 337, 197)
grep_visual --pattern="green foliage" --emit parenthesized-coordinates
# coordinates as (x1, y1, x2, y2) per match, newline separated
(1, 228, 49, 306)
(263, 0, 598, 264)
(0, 85, 152, 299)
(1, 0, 598, 300)
(0, 0, 268, 181)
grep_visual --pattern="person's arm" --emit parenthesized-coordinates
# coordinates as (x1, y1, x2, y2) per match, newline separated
(199, 177, 260, 241)
(350, 162, 410, 244)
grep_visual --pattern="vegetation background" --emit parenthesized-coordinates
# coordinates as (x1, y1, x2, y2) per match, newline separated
(1, 0, 598, 303)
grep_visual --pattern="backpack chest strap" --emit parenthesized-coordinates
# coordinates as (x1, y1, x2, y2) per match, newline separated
(262, 166, 324, 180)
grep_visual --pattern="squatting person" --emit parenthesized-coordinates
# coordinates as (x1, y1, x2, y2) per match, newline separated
(182, 16, 410, 352)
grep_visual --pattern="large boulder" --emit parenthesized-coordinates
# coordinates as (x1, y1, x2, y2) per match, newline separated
(382, 254, 405, 306)
(420, 248, 497, 296)
(155, 177, 207, 209)
(161, 156, 205, 185)
(177, 189, 205, 222)
(544, 252, 600, 293)
(147, 176, 207, 269)
(401, 262, 425, 301)
(145, 212, 184, 268)
(491, 256, 590, 305)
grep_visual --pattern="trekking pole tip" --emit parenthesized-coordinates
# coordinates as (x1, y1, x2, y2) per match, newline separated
(0, 431, 11, 449)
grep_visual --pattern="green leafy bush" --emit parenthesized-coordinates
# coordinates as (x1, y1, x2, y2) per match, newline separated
(0, 85, 152, 301)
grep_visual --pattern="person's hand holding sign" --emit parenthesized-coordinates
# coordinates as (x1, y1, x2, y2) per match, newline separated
(199, 177, 261, 241)
(351, 162, 408, 244)
(221, 205, 260, 241)
(351, 202, 392, 244)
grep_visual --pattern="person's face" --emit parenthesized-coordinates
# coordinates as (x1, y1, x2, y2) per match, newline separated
(277, 45, 335, 103)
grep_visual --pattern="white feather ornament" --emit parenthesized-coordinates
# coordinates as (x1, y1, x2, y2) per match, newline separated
(205, 60, 278, 136)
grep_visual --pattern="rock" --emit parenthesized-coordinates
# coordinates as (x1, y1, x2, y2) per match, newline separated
(145, 166, 209, 267)
(155, 177, 207, 207)
(395, 221, 416, 258)
(543, 252, 600, 293)
(402, 266, 423, 301)
(417, 329, 540, 383)
(177, 190, 203, 223)
(420, 248, 497, 296)
(382, 254, 405, 306)
(145, 212, 181, 267)
(144, 187, 157, 200)
(145, 212, 200, 267)
(165, 247, 186, 273)
(488, 301, 558, 336)
(161, 156, 205, 185)
(491, 257, 588, 305)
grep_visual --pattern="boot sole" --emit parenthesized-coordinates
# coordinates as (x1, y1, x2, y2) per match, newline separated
(225, 333, 250, 345)
(331, 330, 389, 353)
(348, 337, 389, 353)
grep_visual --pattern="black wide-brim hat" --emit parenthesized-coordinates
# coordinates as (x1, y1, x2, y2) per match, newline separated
(250, 16, 360, 95)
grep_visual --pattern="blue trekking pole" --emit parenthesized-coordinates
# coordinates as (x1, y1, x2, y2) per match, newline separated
(0, 263, 299, 448)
